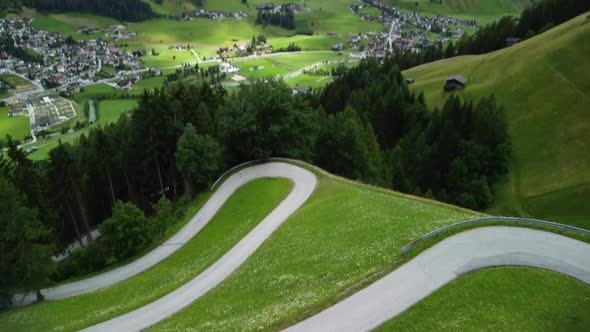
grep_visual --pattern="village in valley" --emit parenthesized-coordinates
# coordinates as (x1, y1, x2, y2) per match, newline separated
(1, 0, 486, 158)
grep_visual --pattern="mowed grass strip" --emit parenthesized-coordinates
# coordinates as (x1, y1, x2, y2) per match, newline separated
(148, 176, 478, 331)
(376, 267, 590, 331)
(0, 178, 293, 331)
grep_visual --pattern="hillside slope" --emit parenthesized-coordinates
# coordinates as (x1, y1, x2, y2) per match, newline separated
(403, 13, 590, 228)
(391, 0, 530, 23)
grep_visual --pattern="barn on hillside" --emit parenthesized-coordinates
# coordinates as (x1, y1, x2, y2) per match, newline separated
(444, 75, 468, 91)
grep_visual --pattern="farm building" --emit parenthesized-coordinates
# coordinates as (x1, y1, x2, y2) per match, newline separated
(506, 37, 521, 47)
(445, 75, 468, 90)
(292, 86, 309, 95)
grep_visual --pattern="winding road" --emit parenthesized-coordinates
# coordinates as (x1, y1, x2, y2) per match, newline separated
(286, 226, 590, 332)
(12, 161, 590, 331)
(13, 162, 317, 307)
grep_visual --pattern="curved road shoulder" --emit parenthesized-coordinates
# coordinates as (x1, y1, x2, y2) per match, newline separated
(285, 226, 590, 332)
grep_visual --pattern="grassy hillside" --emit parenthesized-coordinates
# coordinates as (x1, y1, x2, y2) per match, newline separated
(143, 0, 196, 15)
(148, 176, 479, 331)
(377, 267, 590, 331)
(1, 167, 588, 330)
(403, 13, 590, 228)
(0, 173, 480, 331)
(392, 0, 531, 23)
(0, 177, 293, 331)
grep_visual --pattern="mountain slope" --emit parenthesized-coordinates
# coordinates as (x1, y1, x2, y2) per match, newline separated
(391, 0, 531, 23)
(403, 13, 590, 228)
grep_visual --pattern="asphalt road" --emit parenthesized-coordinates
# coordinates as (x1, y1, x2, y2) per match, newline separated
(285, 226, 590, 332)
(12, 162, 317, 307)
(80, 162, 316, 331)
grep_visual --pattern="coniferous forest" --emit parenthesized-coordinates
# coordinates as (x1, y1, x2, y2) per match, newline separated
(0, 57, 512, 304)
(20, 0, 156, 21)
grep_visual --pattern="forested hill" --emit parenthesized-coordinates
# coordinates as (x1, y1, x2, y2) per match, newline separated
(403, 13, 590, 228)
(20, 0, 156, 22)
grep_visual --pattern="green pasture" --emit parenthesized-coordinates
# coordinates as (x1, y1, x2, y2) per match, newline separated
(0, 106, 29, 141)
(403, 14, 590, 228)
(32, 13, 117, 41)
(140, 48, 198, 68)
(144, 0, 196, 15)
(96, 99, 137, 126)
(378, 267, 590, 331)
(148, 176, 479, 331)
(391, 0, 529, 24)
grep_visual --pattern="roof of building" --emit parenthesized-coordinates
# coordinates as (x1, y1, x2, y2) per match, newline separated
(447, 75, 468, 84)
(293, 86, 309, 94)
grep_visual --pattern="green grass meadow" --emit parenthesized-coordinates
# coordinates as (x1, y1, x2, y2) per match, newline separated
(144, 0, 196, 15)
(392, 0, 529, 24)
(377, 267, 590, 331)
(32, 13, 118, 41)
(96, 99, 137, 126)
(0, 106, 30, 141)
(0, 177, 293, 331)
(148, 176, 478, 331)
(403, 13, 590, 228)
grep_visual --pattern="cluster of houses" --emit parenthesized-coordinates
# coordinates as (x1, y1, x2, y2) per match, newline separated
(218, 40, 273, 59)
(0, 17, 142, 92)
(350, 0, 477, 55)
(172, 8, 249, 21)
(169, 2, 308, 22)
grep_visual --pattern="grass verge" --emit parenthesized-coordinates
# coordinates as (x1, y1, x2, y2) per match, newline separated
(376, 267, 590, 331)
(0, 177, 293, 331)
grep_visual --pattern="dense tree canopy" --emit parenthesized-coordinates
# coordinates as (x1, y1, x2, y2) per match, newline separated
(21, 0, 156, 21)
(0, 178, 53, 306)
(314, 58, 511, 210)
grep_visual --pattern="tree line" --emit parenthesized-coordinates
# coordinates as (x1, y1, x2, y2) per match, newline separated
(314, 59, 511, 207)
(389, 0, 590, 70)
(0, 57, 510, 305)
(0, 0, 21, 17)
(20, 0, 157, 22)
(451, 0, 590, 57)
(255, 7, 296, 30)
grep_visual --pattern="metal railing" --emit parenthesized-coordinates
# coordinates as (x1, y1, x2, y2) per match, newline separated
(400, 216, 590, 253)
(210, 158, 329, 191)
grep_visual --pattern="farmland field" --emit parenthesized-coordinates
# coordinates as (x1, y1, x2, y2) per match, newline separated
(0, 106, 29, 141)
(96, 99, 138, 126)
(229, 52, 349, 79)
(31, 13, 117, 41)
(144, 0, 196, 15)
(391, 0, 530, 24)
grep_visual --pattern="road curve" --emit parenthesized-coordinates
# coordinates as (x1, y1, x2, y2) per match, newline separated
(285, 226, 590, 332)
(13, 162, 317, 307)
